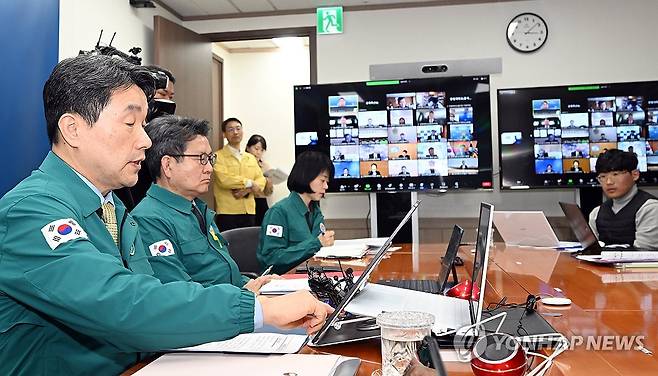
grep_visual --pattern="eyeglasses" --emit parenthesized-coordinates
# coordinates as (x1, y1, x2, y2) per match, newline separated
(170, 153, 217, 165)
(225, 125, 242, 133)
(596, 171, 630, 183)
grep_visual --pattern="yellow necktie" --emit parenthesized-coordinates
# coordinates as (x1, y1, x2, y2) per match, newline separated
(101, 202, 119, 246)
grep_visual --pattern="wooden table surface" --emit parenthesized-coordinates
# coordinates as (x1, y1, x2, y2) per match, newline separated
(125, 243, 658, 375)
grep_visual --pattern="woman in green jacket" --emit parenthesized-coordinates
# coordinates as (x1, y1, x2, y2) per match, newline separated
(257, 151, 336, 275)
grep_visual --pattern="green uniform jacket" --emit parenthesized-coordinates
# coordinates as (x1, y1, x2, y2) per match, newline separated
(257, 192, 324, 275)
(0, 152, 255, 375)
(132, 184, 250, 287)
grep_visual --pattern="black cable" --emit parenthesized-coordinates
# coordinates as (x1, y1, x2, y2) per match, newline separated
(481, 295, 540, 338)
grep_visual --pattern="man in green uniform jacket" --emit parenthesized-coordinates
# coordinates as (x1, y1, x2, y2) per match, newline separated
(132, 115, 273, 291)
(258, 151, 336, 275)
(0, 55, 331, 375)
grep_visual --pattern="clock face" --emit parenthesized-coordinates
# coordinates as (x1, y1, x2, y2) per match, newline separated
(506, 13, 548, 53)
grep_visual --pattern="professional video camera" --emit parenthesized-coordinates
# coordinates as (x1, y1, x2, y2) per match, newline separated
(79, 30, 176, 120)
(307, 263, 355, 308)
(79, 30, 143, 65)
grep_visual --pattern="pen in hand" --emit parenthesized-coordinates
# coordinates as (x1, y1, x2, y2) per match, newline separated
(260, 265, 273, 277)
(319, 223, 326, 236)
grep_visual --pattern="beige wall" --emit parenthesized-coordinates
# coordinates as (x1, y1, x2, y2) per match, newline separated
(59, 0, 181, 63)
(57, 0, 658, 220)
(186, 0, 658, 219)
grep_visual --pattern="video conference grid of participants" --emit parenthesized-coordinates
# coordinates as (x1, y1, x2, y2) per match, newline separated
(521, 96, 658, 175)
(327, 92, 479, 179)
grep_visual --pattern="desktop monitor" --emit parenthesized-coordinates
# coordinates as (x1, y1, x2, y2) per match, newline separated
(294, 76, 493, 192)
(498, 80, 658, 189)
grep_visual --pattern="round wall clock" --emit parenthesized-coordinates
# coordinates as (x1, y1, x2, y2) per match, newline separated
(506, 13, 548, 53)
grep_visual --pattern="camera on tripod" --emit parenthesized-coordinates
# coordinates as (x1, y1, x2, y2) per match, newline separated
(79, 30, 175, 120)
(79, 30, 169, 92)
(79, 30, 143, 66)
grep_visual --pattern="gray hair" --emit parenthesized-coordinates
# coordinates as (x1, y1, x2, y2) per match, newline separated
(144, 115, 210, 180)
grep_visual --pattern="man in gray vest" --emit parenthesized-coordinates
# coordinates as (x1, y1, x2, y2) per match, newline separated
(589, 149, 658, 249)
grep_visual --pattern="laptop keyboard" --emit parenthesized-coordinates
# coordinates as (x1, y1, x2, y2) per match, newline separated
(377, 279, 441, 294)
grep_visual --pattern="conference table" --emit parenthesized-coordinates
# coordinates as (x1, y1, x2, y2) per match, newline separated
(125, 243, 658, 375)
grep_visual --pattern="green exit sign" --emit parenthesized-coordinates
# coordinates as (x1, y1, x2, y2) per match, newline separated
(317, 7, 343, 34)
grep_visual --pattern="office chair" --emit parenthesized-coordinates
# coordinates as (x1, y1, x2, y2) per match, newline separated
(220, 226, 262, 279)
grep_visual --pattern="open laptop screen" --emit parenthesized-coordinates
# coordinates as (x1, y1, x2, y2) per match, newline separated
(311, 200, 422, 343)
(559, 201, 599, 253)
(469, 203, 494, 325)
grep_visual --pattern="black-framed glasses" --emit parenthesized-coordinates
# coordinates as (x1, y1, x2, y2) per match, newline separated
(170, 153, 217, 165)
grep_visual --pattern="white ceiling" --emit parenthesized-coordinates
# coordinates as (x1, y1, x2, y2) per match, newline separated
(155, 0, 511, 19)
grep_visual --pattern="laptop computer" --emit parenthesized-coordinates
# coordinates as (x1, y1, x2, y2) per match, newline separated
(342, 203, 495, 337)
(309, 200, 422, 347)
(493, 211, 561, 247)
(558, 202, 602, 255)
(559, 201, 658, 256)
(376, 225, 464, 294)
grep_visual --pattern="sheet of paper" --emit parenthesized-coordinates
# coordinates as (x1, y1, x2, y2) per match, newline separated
(575, 255, 607, 263)
(173, 333, 308, 354)
(263, 168, 288, 185)
(134, 353, 353, 376)
(334, 237, 388, 248)
(259, 278, 310, 295)
(578, 252, 658, 264)
(600, 251, 658, 261)
(366, 246, 401, 255)
(315, 244, 369, 258)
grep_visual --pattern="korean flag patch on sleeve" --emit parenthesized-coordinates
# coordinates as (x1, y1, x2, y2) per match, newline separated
(266, 224, 283, 238)
(149, 239, 175, 256)
(41, 218, 88, 250)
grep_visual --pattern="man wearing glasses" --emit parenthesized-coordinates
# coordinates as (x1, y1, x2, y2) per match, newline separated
(132, 115, 275, 292)
(589, 149, 658, 249)
(213, 117, 267, 231)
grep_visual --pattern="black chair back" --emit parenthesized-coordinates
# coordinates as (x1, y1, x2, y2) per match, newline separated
(221, 226, 262, 279)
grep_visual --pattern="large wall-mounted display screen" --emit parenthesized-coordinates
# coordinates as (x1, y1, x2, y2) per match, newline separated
(498, 81, 658, 189)
(294, 76, 493, 193)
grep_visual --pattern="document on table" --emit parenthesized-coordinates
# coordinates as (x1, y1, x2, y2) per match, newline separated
(334, 237, 389, 248)
(260, 275, 360, 295)
(134, 353, 360, 376)
(173, 333, 308, 354)
(577, 251, 658, 264)
(315, 244, 369, 258)
(259, 278, 310, 295)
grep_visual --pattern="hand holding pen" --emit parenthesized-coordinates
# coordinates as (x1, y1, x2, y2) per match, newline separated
(243, 265, 282, 294)
(317, 223, 335, 247)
